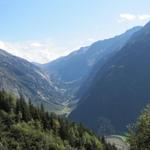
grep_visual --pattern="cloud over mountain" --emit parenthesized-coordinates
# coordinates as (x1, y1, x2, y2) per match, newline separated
(119, 13, 150, 23)
(0, 40, 67, 63)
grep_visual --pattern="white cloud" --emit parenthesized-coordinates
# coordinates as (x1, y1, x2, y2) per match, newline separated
(30, 42, 42, 48)
(0, 37, 98, 64)
(138, 14, 150, 21)
(0, 40, 69, 64)
(120, 13, 136, 21)
(0, 41, 8, 50)
(118, 13, 150, 23)
(86, 38, 95, 42)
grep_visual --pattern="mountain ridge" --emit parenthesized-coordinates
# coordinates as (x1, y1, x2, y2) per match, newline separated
(69, 21, 150, 135)
(42, 26, 142, 100)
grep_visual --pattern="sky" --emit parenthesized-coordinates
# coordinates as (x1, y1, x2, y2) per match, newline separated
(0, 0, 150, 63)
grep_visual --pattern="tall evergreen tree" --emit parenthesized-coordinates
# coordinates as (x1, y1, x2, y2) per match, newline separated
(128, 105, 150, 150)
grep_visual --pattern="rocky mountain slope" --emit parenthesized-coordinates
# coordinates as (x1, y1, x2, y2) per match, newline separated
(0, 49, 64, 112)
(69, 21, 150, 134)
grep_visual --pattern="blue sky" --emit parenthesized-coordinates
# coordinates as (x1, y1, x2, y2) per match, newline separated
(0, 0, 150, 63)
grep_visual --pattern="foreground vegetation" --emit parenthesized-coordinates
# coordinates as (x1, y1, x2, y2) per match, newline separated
(0, 91, 117, 150)
(128, 105, 150, 150)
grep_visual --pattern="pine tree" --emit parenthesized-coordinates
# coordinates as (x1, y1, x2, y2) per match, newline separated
(19, 95, 30, 122)
(128, 105, 150, 150)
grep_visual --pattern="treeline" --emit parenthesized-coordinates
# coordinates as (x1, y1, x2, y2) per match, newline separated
(0, 91, 117, 150)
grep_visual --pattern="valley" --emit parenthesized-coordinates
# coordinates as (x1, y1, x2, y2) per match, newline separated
(1, 22, 150, 137)
(1, 1, 150, 149)
(0, 17, 150, 150)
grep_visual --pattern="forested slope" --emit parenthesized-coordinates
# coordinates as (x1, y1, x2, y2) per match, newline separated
(0, 91, 116, 150)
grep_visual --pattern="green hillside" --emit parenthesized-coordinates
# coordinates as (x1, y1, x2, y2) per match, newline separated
(0, 91, 117, 150)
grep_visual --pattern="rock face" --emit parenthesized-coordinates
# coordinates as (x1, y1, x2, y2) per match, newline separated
(43, 27, 141, 96)
(69, 21, 150, 134)
(0, 49, 64, 112)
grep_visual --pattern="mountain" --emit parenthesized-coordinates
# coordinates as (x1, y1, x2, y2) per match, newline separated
(69, 21, 150, 135)
(0, 49, 64, 112)
(42, 27, 141, 98)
